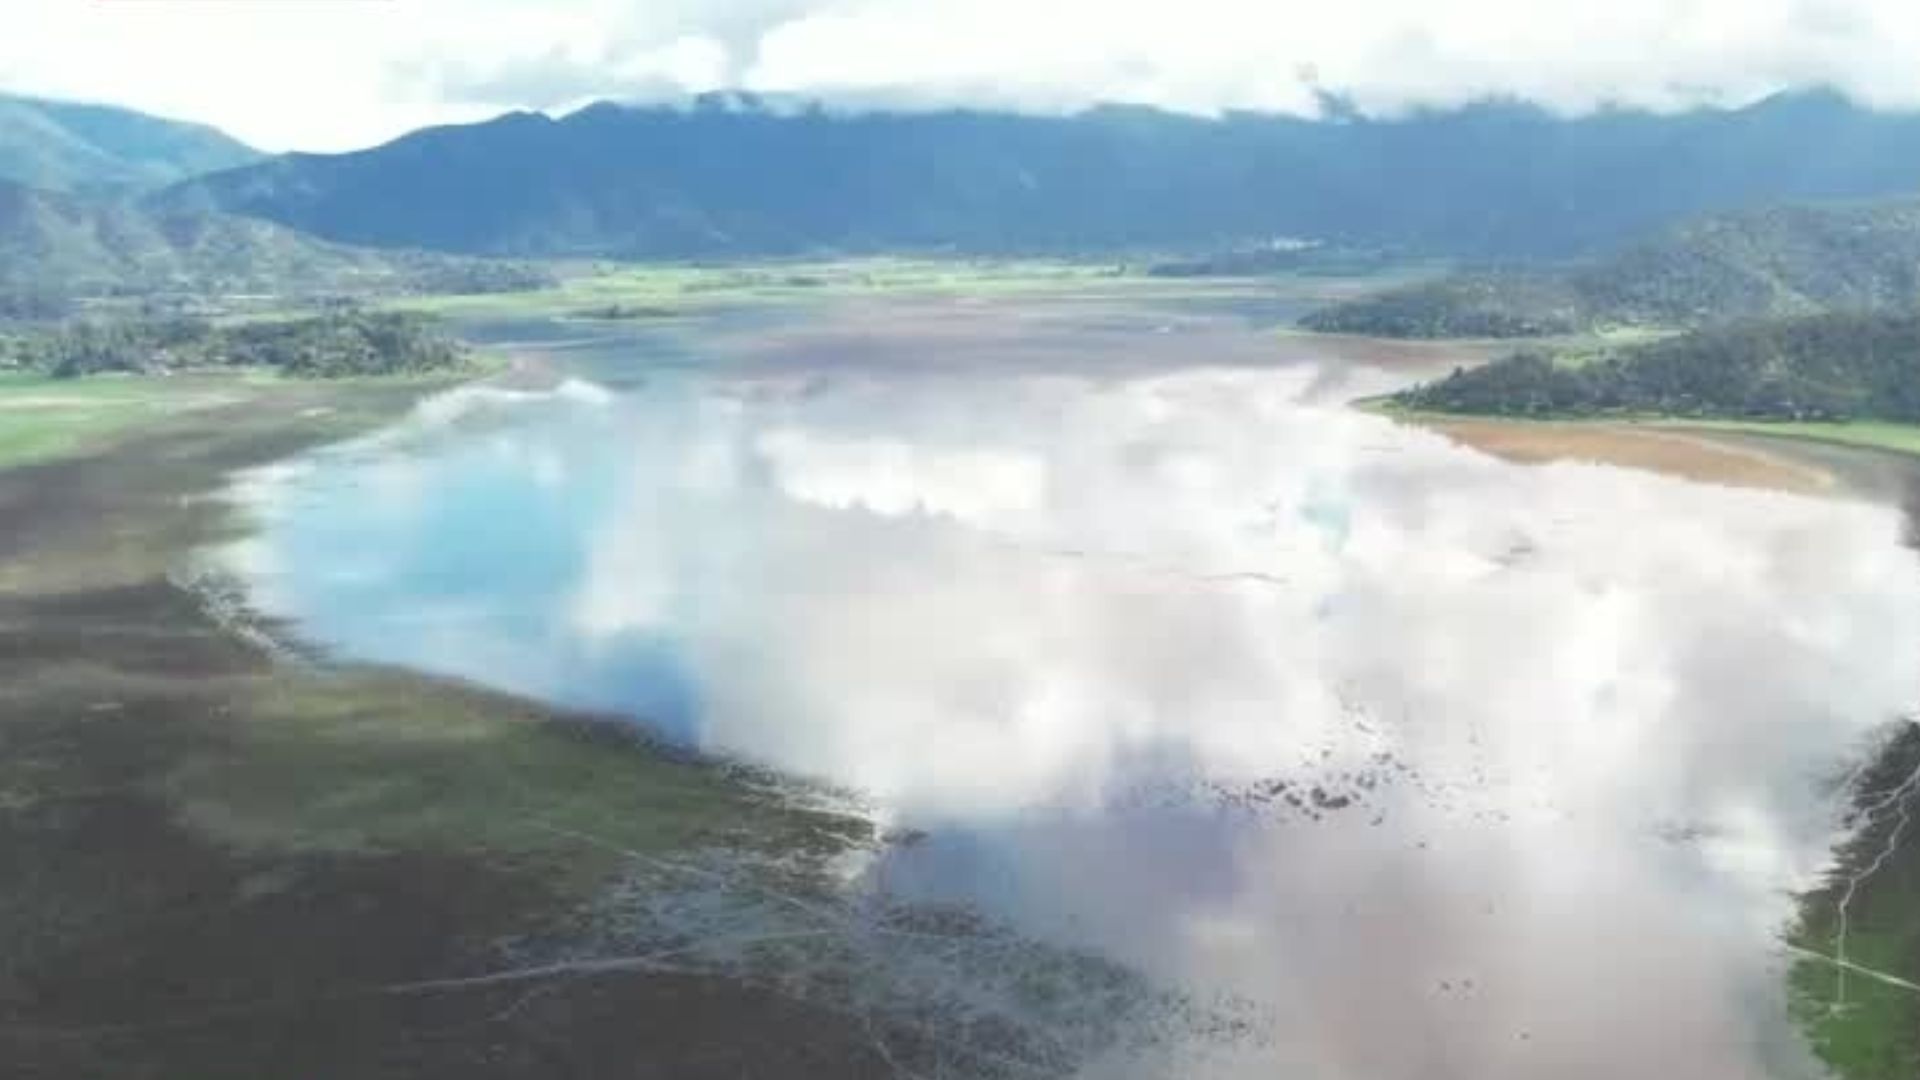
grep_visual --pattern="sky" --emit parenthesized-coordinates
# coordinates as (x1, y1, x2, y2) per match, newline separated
(8, 0, 1920, 152)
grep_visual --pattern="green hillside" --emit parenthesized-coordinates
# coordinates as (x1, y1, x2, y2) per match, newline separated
(1298, 272, 1587, 337)
(1394, 311, 1920, 422)
(1306, 198, 1920, 337)
(0, 180, 549, 312)
(158, 91, 1920, 261)
(0, 92, 260, 192)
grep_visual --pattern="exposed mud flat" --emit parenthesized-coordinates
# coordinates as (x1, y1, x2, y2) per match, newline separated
(1423, 416, 1836, 494)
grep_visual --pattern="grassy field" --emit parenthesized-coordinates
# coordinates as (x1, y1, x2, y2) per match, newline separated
(388, 255, 1412, 322)
(0, 360, 513, 470)
(163, 671, 855, 876)
(1548, 324, 1682, 367)
(390, 257, 1126, 318)
(0, 372, 245, 468)
(1789, 724, 1920, 1080)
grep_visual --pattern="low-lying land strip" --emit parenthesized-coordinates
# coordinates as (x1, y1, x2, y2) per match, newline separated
(390, 256, 1377, 323)
(0, 310, 478, 468)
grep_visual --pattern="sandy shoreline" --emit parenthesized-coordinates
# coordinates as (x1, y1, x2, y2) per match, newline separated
(1418, 416, 1839, 495)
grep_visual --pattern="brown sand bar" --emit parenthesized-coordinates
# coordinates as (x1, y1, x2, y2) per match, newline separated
(1423, 417, 1835, 494)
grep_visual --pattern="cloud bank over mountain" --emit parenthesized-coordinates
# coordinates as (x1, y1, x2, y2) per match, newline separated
(7, 0, 1920, 150)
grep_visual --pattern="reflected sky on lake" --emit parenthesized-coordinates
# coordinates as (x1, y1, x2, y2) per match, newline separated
(221, 316, 1920, 1079)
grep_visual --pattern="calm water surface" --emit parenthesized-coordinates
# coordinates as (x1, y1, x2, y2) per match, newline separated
(220, 299, 1920, 1079)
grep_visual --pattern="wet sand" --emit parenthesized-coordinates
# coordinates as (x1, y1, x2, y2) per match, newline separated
(1423, 417, 1837, 495)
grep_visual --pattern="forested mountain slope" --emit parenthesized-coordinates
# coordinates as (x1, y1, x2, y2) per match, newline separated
(1305, 197, 1920, 337)
(161, 91, 1920, 260)
(0, 180, 548, 315)
(0, 92, 260, 193)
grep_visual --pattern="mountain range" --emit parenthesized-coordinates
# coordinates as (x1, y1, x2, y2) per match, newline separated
(160, 90, 1920, 261)
(13, 87, 1920, 324)
(0, 92, 260, 193)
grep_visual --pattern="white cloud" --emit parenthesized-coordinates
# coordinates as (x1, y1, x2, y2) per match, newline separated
(5, 1, 1920, 151)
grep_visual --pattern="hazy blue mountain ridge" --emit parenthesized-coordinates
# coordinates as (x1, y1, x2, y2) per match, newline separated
(160, 90, 1920, 259)
(0, 92, 261, 192)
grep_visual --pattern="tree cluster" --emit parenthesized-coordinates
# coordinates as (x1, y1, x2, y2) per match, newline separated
(1300, 274, 1584, 338)
(1305, 198, 1920, 340)
(0, 310, 469, 379)
(1397, 313, 1920, 422)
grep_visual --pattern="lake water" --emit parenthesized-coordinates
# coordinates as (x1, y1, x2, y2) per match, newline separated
(219, 297, 1920, 1079)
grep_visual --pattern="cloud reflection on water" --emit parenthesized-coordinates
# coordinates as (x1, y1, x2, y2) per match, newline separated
(226, 363, 1920, 1078)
